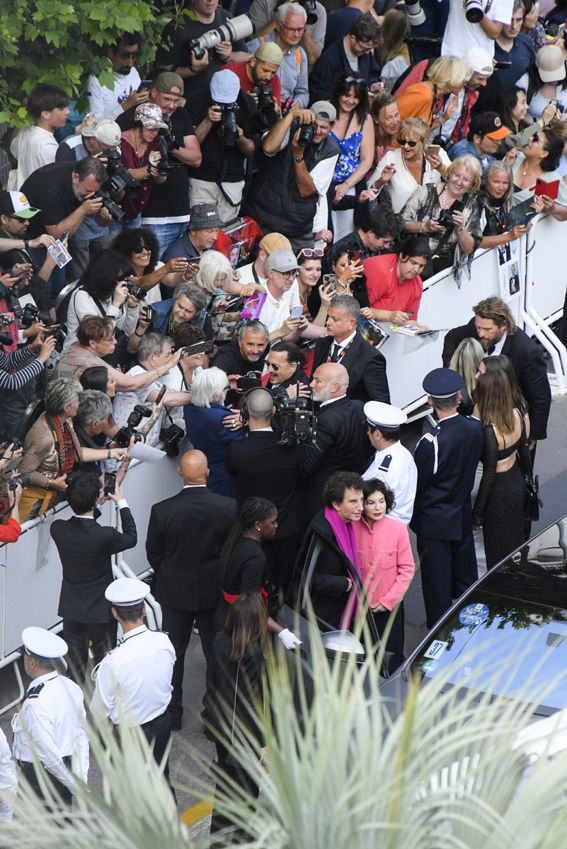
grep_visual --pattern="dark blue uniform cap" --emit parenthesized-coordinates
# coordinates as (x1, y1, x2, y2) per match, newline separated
(423, 367, 464, 399)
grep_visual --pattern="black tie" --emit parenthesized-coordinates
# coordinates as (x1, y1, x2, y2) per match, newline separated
(487, 344, 496, 355)
(331, 343, 341, 362)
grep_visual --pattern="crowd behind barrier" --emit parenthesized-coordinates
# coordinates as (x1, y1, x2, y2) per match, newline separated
(0, 215, 564, 707)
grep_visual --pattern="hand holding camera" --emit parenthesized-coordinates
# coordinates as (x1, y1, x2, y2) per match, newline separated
(82, 193, 105, 218)
(113, 279, 130, 309)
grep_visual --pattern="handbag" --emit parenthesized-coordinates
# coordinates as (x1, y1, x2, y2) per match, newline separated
(524, 474, 542, 522)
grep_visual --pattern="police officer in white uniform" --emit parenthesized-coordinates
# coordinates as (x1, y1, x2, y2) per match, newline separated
(12, 627, 89, 806)
(91, 578, 175, 777)
(362, 401, 418, 525)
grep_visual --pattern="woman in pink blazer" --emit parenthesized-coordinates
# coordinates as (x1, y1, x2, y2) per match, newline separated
(354, 478, 415, 662)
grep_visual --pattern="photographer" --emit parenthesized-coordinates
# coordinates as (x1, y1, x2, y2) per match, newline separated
(192, 70, 257, 224)
(242, 103, 340, 250)
(226, 42, 283, 107)
(442, 0, 515, 61)
(156, 0, 251, 120)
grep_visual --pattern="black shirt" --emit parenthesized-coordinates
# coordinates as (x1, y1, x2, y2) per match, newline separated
(212, 336, 268, 377)
(21, 162, 81, 239)
(189, 91, 258, 183)
(156, 8, 247, 121)
(117, 105, 196, 220)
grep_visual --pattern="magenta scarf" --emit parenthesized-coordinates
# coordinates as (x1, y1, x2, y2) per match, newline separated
(324, 507, 361, 630)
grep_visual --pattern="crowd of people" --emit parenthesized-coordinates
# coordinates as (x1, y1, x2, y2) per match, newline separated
(0, 0, 561, 826)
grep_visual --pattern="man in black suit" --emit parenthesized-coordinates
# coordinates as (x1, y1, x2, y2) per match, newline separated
(411, 369, 485, 629)
(299, 363, 371, 520)
(225, 387, 299, 591)
(311, 295, 390, 404)
(146, 449, 237, 730)
(442, 296, 551, 446)
(50, 470, 138, 685)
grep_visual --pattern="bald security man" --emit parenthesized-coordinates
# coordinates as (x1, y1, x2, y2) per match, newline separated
(298, 363, 371, 521)
(146, 449, 237, 730)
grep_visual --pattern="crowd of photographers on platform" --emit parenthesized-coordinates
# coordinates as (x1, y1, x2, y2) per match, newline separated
(0, 0, 563, 819)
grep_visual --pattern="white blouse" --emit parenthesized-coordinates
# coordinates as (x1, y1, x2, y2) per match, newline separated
(368, 146, 451, 213)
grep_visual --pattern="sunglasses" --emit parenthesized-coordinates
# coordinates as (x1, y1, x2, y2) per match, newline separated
(298, 248, 324, 258)
(133, 245, 149, 254)
(267, 362, 280, 371)
(398, 138, 419, 148)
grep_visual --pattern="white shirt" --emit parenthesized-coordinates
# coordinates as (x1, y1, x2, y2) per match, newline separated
(161, 363, 196, 430)
(10, 126, 59, 189)
(442, 0, 514, 59)
(363, 440, 418, 524)
(258, 280, 301, 333)
(63, 288, 140, 350)
(0, 728, 17, 820)
(370, 147, 450, 214)
(237, 262, 267, 288)
(320, 393, 347, 408)
(113, 366, 163, 447)
(311, 152, 340, 233)
(87, 67, 141, 121)
(490, 331, 507, 356)
(91, 625, 175, 725)
(11, 672, 89, 793)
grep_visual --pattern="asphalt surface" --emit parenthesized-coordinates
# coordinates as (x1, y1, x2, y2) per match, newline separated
(0, 395, 566, 836)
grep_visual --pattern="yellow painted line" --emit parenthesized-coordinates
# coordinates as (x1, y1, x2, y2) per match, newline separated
(181, 797, 213, 827)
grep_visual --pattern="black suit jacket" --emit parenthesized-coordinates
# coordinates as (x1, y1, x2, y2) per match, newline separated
(298, 396, 372, 519)
(442, 319, 551, 441)
(225, 431, 299, 538)
(146, 486, 237, 611)
(51, 507, 137, 623)
(312, 333, 390, 404)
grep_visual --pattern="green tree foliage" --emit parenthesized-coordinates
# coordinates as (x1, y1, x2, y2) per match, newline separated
(0, 0, 178, 126)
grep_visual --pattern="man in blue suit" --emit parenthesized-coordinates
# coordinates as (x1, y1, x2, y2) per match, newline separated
(411, 368, 485, 629)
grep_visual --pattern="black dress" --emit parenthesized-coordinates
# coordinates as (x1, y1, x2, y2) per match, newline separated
(473, 414, 531, 568)
(214, 537, 270, 633)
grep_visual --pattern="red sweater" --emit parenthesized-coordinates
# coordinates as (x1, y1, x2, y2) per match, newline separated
(363, 253, 423, 321)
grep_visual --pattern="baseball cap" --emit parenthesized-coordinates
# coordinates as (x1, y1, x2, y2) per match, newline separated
(134, 102, 168, 129)
(0, 191, 40, 219)
(92, 119, 121, 146)
(311, 101, 337, 122)
(465, 47, 494, 77)
(153, 71, 184, 93)
(189, 203, 223, 230)
(536, 44, 566, 83)
(470, 111, 511, 140)
(254, 42, 284, 66)
(267, 249, 299, 273)
(210, 69, 240, 105)
(259, 232, 292, 254)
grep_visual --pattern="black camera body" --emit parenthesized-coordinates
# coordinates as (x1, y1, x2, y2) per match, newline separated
(105, 147, 140, 194)
(273, 390, 317, 446)
(254, 83, 278, 128)
(126, 281, 146, 301)
(178, 340, 214, 358)
(300, 0, 318, 24)
(437, 195, 468, 229)
(159, 423, 185, 456)
(9, 473, 29, 490)
(297, 122, 315, 149)
(236, 371, 262, 393)
(216, 102, 240, 148)
(93, 188, 125, 221)
(156, 124, 183, 176)
(113, 404, 152, 447)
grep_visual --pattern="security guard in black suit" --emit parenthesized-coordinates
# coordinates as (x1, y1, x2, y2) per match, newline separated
(410, 368, 485, 629)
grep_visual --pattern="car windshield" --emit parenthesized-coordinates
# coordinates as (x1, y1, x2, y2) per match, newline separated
(410, 530, 567, 716)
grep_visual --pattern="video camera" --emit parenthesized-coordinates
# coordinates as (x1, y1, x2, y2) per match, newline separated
(273, 386, 317, 446)
(113, 404, 152, 447)
(236, 371, 263, 393)
(185, 14, 253, 65)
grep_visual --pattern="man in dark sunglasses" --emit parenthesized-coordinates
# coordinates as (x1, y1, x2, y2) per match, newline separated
(87, 33, 147, 121)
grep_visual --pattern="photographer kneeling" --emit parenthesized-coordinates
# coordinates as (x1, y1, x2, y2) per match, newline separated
(243, 101, 340, 250)
(192, 69, 258, 224)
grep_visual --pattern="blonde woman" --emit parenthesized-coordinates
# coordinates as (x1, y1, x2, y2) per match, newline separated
(194, 250, 260, 298)
(396, 56, 472, 129)
(449, 337, 484, 415)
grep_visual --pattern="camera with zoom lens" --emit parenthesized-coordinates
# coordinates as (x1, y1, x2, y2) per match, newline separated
(186, 14, 254, 64)
(216, 102, 240, 148)
(297, 122, 315, 149)
(92, 189, 125, 221)
(8, 473, 29, 490)
(437, 195, 468, 229)
(156, 125, 183, 176)
(159, 423, 185, 456)
(463, 0, 485, 22)
(254, 83, 278, 128)
(273, 390, 317, 446)
(405, 0, 426, 26)
(113, 404, 152, 447)
(104, 147, 140, 194)
(299, 0, 318, 24)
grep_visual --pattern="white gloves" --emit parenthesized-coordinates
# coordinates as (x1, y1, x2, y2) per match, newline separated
(277, 628, 302, 650)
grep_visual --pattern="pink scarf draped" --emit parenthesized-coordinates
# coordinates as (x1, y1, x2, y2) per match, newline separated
(324, 507, 361, 630)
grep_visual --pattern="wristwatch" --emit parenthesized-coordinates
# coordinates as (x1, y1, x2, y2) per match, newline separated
(294, 155, 304, 163)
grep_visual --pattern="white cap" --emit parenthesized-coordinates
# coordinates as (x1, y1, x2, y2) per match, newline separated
(92, 119, 122, 146)
(210, 69, 240, 105)
(364, 401, 407, 429)
(22, 627, 68, 660)
(105, 577, 150, 607)
(465, 47, 494, 77)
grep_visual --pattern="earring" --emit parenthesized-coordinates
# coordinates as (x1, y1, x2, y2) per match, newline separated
(256, 525, 261, 531)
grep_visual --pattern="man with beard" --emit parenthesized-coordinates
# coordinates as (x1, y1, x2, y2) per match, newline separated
(226, 42, 283, 106)
(443, 296, 551, 448)
(87, 33, 148, 121)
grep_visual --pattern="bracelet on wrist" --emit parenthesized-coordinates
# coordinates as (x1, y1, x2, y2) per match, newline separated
(107, 448, 112, 460)
(134, 330, 144, 337)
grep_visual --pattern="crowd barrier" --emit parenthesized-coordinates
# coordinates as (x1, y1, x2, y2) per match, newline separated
(0, 216, 565, 708)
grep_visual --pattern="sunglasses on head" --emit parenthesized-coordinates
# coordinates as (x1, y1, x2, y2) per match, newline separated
(298, 248, 324, 258)
(398, 138, 419, 148)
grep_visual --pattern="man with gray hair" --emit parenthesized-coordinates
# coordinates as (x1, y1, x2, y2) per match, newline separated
(213, 318, 269, 378)
(152, 279, 212, 338)
(113, 333, 192, 446)
(312, 295, 390, 404)
(246, 2, 310, 107)
(299, 362, 371, 519)
(74, 390, 115, 460)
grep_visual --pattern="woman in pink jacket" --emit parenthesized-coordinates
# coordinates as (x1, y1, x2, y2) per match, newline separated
(354, 479, 415, 662)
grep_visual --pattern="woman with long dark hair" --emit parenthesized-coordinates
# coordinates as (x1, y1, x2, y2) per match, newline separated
(472, 368, 532, 568)
(509, 127, 567, 206)
(215, 497, 301, 648)
(110, 226, 188, 302)
(329, 72, 375, 240)
(209, 592, 267, 837)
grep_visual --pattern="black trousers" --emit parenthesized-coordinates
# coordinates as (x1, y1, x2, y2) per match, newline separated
(210, 743, 260, 840)
(63, 619, 117, 686)
(18, 757, 73, 808)
(265, 534, 299, 594)
(161, 605, 216, 718)
(372, 602, 405, 659)
(141, 710, 172, 784)
(418, 533, 478, 629)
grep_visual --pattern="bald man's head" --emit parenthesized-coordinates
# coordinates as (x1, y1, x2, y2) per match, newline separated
(310, 363, 349, 403)
(245, 388, 274, 423)
(178, 449, 209, 485)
